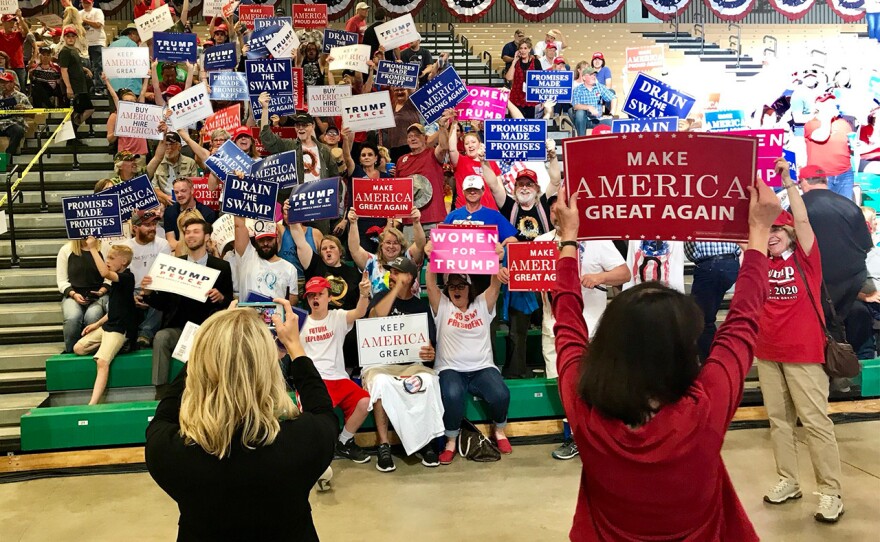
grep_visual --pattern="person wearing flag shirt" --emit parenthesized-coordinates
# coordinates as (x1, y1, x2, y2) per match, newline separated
(345, 2, 370, 43)
(0, 71, 31, 157)
(448, 119, 502, 211)
(106, 24, 142, 95)
(0, 11, 29, 90)
(505, 38, 541, 119)
(28, 46, 62, 108)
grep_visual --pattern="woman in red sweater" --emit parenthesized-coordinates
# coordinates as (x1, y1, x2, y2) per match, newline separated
(551, 178, 780, 541)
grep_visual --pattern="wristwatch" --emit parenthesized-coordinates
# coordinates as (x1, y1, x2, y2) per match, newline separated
(558, 240, 578, 250)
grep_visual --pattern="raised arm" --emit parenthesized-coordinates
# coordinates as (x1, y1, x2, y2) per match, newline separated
(408, 209, 426, 263)
(545, 146, 561, 198)
(287, 220, 314, 270)
(370, 280, 406, 317)
(179, 0, 191, 27)
(778, 157, 815, 255)
(481, 156, 507, 208)
(85, 236, 118, 283)
(183, 61, 195, 90)
(177, 126, 210, 164)
(484, 243, 505, 313)
(233, 215, 250, 257)
(424, 242, 441, 313)
(341, 127, 356, 175)
(346, 271, 372, 325)
(151, 60, 166, 107)
(447, 121, 461, 166)
(346, 209, 371, 269)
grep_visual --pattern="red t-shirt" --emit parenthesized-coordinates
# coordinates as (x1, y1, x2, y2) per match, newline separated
(755, 239, 826, 363)
(804, 118, 854, 176)
(344, 15, 366, 42)
(453, 155, 500, 211)
(0, 30, 25, 68)
(397, 148, 447, 225)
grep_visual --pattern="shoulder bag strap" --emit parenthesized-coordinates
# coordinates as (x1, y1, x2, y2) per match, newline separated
(792, 255, 834, 341)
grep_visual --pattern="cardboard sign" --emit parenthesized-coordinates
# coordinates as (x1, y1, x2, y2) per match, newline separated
(266, 23, 301, 59)
(455, 86, 510, 121)
(114, 102, 164, 140)
(203, 42, 237, 71)
(353, 177, 413, 218)
(484, 119, 547, 161)
(222, 0, 240, 19)
(611, 116, 678, 133)
(705, 110, 746, 132)
(375, 61, 420, 89)
(62, 193, 123, 239)
(192, 176, 222, 211)
(168, 83, 214, 128)
(102, 47, 150, 79)
(134, 4, 173, 42)
(307, 85, 352, 116)
(329, 44, 371, 73)
(623, 73, 696, 120)
(203, 0, 225, 18)
(220, 173, 279, 221)
(201, 104, 241, 143)
(562, 132, 757, 242)
(171, 321, 200, 363)
(729, 129, 784, 187)
(254, 16, 293, 31)
(247, 24, 283, 59)
(239, 4, 274, 30)
(147, 253, 221, 302)
(251, 150, 299, 190)
(0, 1, 17, 15)
(508, 241, 557, 292)
(409, 67, 468, 124)
(783, 149, 798, 182)
(154, 32, 198, 63)
(99, 174, 160, 221)
(626, 45, 665, 72)
(209, 71, 249, 101)
(356, 313, 431, 366)
(211, 214, 236, 250)
(323, 29, 358, 53)
(339, 91, 396, 132)
(525, 71, 574, 103)
(375, 14, 420, 50)
(205, 139, 256, 180)
(288, 177, 340, 222)
(293, 4, 328, 29)
(252, 126, 296, 156)
(429, 226, 500, 275)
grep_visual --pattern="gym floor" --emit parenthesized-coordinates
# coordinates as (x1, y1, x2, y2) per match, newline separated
(2, 422, 879, 541)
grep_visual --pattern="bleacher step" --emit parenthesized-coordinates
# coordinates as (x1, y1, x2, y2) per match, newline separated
(0, 324, 64, 345)
(0, 343, 65, 372)
(0, 268, 57, 289)
(0, 287, 60, 303)
(0, 302, 62, 327)
(0, 238, 67, 258)
(0, 391, 48, 425)
(0, 370, 46, 393)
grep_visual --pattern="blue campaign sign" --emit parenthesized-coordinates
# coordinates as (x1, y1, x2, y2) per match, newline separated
(525, 71, 574, 103)
(99, 174, 160, 221)
(246, 58, 293, 95)
(254, 16, 292, 30)
(62, 193, 123, 239)
(610, 116, 678, 133)
(704, 110, 745, 132)
(209, 71, 249, 101)
(288, 177, 340, 223)
(252, 150, 298, 190)
(247, 24, 283, 59)
(375, 61, 419, 90)
(204, 42, 238, 71)
(249, 93, 298, 118)
(323, 29, 358, 53)
(783, 150, 798, 181)
(484, 119, 547, 161)
(221, 173, 279, 221)
(623, 73, 696, 120)
(409, 67, 468, 124)
(154, 32, 198, 63)
(205, 140, 257, 180)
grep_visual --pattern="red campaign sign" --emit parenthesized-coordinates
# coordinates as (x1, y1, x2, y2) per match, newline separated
(190, 177, 222, 211)
(728, 129, 784, 188)
(508, 241, 557, 292)
(251, 126, 296, 156)
(222, 0, 240, 19)
(293, 4, 328, 29)
(562, 132, 757, 242)
(201, 103, 241, 143)
(239, 5, 274, 30)
(352, 177, 414, 218)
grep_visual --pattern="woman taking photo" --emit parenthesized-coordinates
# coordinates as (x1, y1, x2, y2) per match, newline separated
(57, 239, 109, 353)
(551, 175, 782, 540)
(504, 38, 541, 119)
(146, 298, 337, 541)
(755, 159, 844, 523)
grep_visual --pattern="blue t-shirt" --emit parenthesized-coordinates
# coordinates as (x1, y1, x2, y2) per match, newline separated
(443, 206, 519, 241)
(596, 66, 612, 87)
(108, 36, 143, 95)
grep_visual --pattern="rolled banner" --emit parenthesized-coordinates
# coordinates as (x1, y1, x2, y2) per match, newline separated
(441, 0, 497, 22)
(767, 0, 816, 20)
(305, 0, 356, 21)
(574, 0, 627, 21)
(703, 0, 757, 21)
(376, 0, 430, 15)
(827, 0, 866, 22)
(507, 0, 562, 21)
(640, 0, 693, 20)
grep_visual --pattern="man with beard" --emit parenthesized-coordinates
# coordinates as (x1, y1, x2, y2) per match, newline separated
(396, 122, 449, 229)
(124, 209, 172, 348)
(147, 130, 199, 206)
(163, 178, 218, 252)
(233, 215, 298, 304)
(142, 218, 233, 388)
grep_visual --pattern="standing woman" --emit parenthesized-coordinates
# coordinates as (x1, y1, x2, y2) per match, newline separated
(504, 38, 541, 119)
(146, 299, 337, 541)
(756, 158, 844, 523)
(447, 119, 501, 211)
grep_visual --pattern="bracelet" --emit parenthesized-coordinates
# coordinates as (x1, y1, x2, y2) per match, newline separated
(558, 240, 578, 249)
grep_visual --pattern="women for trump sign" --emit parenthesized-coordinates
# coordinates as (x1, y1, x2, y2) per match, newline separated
(429, 225, 499, 275)
(562, 132, 756, 242)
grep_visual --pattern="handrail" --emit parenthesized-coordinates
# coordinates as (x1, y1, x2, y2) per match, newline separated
(728, 22, 742, 68)
(694, 23, 705, 55)
(763, 35, 777, 59)
(4, 164, 21, 267)
(34, 126, 48, 213)
(482, 50, 493, 73)
(811, 49, 826, 69)
(668, 15, 679, 43)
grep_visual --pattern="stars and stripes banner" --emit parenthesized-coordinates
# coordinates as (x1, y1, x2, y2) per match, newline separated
(574, 0, 626, 20)
(639, 0, 693, 20)
(441, 0, 497, 22)
(827, 0, 865, 22)
(507, 0, 561, 22)
(767, 0, 816, 20)
(703, 0, 757, 21)
(304, 0, 355, 21)
(377, 0, 429, 16)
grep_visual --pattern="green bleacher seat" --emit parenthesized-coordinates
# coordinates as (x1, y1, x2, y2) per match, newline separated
(855, 358, 880, 398)
(45, 350, 185, 392)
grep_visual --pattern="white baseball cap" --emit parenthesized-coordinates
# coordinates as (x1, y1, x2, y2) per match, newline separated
(462, 175, 484, 191)
(356, 2, 371, 9)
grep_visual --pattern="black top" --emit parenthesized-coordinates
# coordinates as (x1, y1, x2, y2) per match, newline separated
(103, 268, 137, 340)
(369, 290, 437, 345)
(145, 356, 337, 542)
(64, 251, 105, 297)
(145, 255, 233, 329)
(803, 189, 872, 283)
(362, 22, 395, 62)
(58, 46, 88, 94)
(304, 256, 362, 310)
(163, 201, 219, 242)
(400, 47, 433, 85)
(499, 194, 552, 242)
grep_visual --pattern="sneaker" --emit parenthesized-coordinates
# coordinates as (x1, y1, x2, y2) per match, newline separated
(419, 444, 440, 467)
(439, 448, 455, 465)
(551, 439, 579, 460)
(814, 493, 844, 523)
(335, 438, 371, 464)
(763, 478, 802, 504)
(375, 443, 396, 472)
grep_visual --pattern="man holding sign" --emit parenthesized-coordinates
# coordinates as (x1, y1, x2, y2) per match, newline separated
(233, 215, 298, 304)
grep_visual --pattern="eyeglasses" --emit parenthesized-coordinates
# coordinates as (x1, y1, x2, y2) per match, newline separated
(447, 283, 468, 291)
(212, 137, 228, 143)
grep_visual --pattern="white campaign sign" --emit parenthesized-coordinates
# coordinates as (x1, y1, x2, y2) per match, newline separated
(307, 85, 352, 116)
(135, 4, 174, 42)
(203, 0, 225, 18)
(0, 1, 18, 15)
(168, 83, 214, 128)
(115, 102, 164, 140)
(339, 90, 396, 132)
(375, 14, 420, 50)
(356, 313, 431, 366)
(329, 44, 371, 74)
(171, 321, 201, 363)
(211, 214, 236, 251)
(267, 22, 300, 59)
(102, 47, 150, 79)
(147, 253, 221, 302)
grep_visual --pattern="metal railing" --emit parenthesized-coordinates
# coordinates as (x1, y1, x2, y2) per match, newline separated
(668, 15, 680, 43)
(4, 165, 21, 267)
(811, 49, 827, 69)
(693, 20, 705, 55)
(763, 35, 778, 59)
(459, 35, 472, 82)
(728, 22, 742, 68)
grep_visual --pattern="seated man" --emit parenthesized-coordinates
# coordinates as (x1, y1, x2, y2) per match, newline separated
(365, 256, 443, 472)
(0, 70, 31, 157)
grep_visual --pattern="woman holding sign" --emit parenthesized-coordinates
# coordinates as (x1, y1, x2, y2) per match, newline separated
(504, 38, 540, 119)
(103, 72, 148, 164)
(447, 113, 502, 211)
(57, 239, 110, 353)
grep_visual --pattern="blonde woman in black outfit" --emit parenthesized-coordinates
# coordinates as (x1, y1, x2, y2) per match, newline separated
(145, 298, 337, 541)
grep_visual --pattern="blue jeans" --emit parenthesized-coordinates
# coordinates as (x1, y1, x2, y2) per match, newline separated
(867, 12, 880, 41)
(88, 45, 104, 90)
(691, 256, 740, 360)
(439, 368, 510, 437)
(572, 109, 599, 136)
(61, 295, 108, 353)
(827, 169, 854, 200)
(138, 306, 163, 340)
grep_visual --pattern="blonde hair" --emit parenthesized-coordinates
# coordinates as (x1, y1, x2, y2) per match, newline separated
(175, 208, 205, 256)
(62, 7, 86, 40)
(180, 309, 298, 459)
(862, 206, 876, 234)
(68, 239, 101, 256)
(109, 244, 133, 266)
(377, 227, 407, 267)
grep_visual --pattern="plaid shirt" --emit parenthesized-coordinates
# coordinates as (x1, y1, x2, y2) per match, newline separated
(572, 82, 615, 109)
(684, 241, 741, 263)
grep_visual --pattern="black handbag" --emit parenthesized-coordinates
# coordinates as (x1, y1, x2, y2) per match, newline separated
(457, 419, 501, 462)
(793, 257, 861, 379)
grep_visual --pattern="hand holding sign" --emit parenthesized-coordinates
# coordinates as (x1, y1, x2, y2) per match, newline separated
(556, 183, 579, 243)
(747, 173, 783, 250)
(273, 297, 305, 358)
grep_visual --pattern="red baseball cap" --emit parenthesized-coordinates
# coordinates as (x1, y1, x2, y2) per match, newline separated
(214, 24, 229, 33)
(592, 52, 605, 60)
(592, 124, 612, 134)
(799, 165, 827, 179)
(545, 41, 557, 50)
(305, 276, 332, 295)
(1, 14, 16, 23)
(0, 72, 14, 83)
(516, 169, 539, 184)
(164, 84, 183, 97)
(231, 126, 252, 141)
(62, 25, 78, 36)
(553, 57, 566, 65)
(773, 210, 794, 227)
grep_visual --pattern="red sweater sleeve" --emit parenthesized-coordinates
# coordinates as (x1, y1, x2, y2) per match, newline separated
(551, 256, 590, 419)
(700, 249, 769, 426)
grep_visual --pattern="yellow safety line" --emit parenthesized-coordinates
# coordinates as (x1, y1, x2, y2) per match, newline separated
(0, 108, 76, 115)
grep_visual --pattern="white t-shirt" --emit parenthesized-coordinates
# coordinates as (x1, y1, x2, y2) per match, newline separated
(579, 240, 626, 337)
(624, 240, 685, 293)
(80, 8, 106, 47)
(303, 309, 352, 380)
(433, 293, 497, 373)
(124, 237, 172, 289)
(234, 243, 297, 301)
(302, 143, 321, 183)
